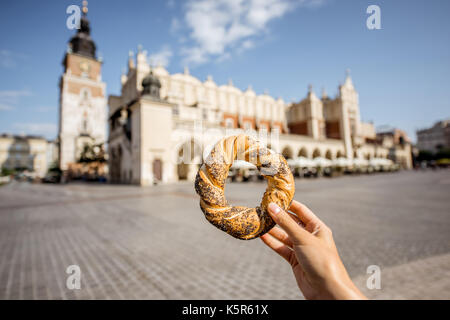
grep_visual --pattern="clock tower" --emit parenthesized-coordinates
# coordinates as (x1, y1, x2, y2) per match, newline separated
(58, 1, 107, 170)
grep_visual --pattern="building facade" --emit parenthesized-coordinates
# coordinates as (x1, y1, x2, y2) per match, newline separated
(58, 5, 107, 171)
(108, 48, 412, 186)
(416, 120, 450, 153)
(376, 128, 413, 169)
(0, 134, 49, 178)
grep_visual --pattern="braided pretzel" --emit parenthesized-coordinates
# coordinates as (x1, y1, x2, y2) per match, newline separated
(195, 134, 295, 240)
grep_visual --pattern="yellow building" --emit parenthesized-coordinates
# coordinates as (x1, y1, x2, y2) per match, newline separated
(0, 134, 48, 178)
(107, 48, 412, 186)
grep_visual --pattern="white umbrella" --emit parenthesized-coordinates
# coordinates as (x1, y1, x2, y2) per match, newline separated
(287, 158, 297, 167)
(313, 157, 332, 167)
(333, 157, 351, 167)
(353, 158, 369, 167)
(292, 157, 315, 168)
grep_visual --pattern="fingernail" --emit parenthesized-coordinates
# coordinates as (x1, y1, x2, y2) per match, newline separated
(268, 202, 281, 215)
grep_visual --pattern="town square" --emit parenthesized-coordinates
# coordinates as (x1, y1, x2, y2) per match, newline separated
(1, 0, 450, 305)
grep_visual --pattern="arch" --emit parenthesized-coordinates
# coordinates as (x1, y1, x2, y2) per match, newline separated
(80, 87, 91, 100)
(336, 150, 343, 158)
(176, 139, 202, 180)
(325, 150, 333, 160)
(177, 139, 202, 164)
(298, 147, 308, 158)
(281, 146, 294, 159)
(312, 148, 321, 158)
(365, 153, 371, 160)
(153, 158, 163, 181)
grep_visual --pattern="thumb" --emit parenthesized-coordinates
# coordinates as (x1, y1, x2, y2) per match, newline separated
(267, 202, 314, 246)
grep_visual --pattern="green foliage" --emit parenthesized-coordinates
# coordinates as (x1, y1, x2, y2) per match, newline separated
(1, 167, 15, 176)
(47, 161, 62, 174)
(435, 148, 450, 160)
(417, 148, 450, 161)
(417, 150, 434, 161)
(78, 143, 106, 163)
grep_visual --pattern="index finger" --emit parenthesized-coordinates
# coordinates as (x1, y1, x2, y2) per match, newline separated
(267, 203, 314, 245)
(289, 200, 332, 241)
(289, 200, 324, 226)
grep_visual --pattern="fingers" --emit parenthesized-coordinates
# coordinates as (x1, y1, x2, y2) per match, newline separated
(289, 200, 323, 226)
(289, 200, 332, 241)
(268, 227, 293, 248)
(260, 233, 293, 264)
(286, 211, 306, 228)
(267, 203, 314, 245)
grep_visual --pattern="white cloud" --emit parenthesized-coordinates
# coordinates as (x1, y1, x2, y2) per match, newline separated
(181, 0, 324, 65)
(13, 123, 57, 137)
(0, 104, 13, 111)
(170, 17, 181, 34)
(0, 50, 27, 68)
(0, 90, 32, 111)
(167, 0, 176, 8)
(237, 39, 255, 54)
(148, 46, 173, 67)
(35, 106, 55, 113)
(0, 89, 32, 101)
(0, 50, 16, 68)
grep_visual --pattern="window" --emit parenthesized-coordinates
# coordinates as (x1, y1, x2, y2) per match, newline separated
(82, 119, 88, 133)
(225, 118, 234, 128)
(80, 88, 91, 101)
(172, 105, 179, 116)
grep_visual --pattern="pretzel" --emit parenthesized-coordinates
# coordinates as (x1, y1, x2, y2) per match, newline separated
(194, 134, 295, 240)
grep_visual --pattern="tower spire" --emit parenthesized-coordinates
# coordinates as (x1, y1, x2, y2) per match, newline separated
(321, 87, 328, 99)
(344, 68, 353, 86)
(68, 0, 96, 58)
(82, 0, 88, 16)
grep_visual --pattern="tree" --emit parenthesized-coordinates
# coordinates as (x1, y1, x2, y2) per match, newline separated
(47, 161, 62, 174)
(1, 167, 15, 177)
(417, 150, 434, 162)
(78, 143, 106, 163)
(435, 148, 450, 160)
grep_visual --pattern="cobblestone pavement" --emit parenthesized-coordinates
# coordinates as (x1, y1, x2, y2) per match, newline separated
(0, 170, 449, 300)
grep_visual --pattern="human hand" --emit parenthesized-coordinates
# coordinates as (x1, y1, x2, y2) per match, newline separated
(261, 200, 366, 300)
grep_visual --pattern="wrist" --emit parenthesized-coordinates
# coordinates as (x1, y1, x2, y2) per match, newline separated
(325, 277, 366, 300)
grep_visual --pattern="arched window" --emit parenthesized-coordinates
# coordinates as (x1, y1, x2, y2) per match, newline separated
(312, 149, 321, 158)
(225, 118, 234, 128)
(282, 146, 293, 159)
(298, 148, 308, 158)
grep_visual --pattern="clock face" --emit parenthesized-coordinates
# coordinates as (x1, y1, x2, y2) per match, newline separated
(79, 61, 90, 74)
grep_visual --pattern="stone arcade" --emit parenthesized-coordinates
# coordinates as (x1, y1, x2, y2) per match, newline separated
(107, 49, 412, 186)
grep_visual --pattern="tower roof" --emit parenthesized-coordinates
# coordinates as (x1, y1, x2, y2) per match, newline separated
(142, 70, 162, 99)
(68, 1, 96, 59)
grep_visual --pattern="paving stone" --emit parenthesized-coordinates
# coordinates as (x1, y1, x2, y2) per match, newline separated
(0, 170, 449, 299)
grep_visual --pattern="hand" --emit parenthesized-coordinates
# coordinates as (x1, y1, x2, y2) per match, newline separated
(261, 200, 367, 300)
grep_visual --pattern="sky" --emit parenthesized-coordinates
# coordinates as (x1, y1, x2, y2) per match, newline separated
(0, 0, 449, 142)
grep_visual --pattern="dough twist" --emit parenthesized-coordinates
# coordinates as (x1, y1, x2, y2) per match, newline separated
(195, 134, 295, 240)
